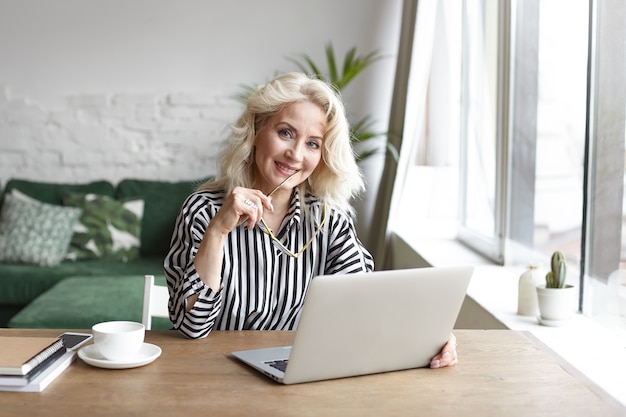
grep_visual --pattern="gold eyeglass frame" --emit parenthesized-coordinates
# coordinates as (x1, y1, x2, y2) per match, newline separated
(258, 203, 327, 258)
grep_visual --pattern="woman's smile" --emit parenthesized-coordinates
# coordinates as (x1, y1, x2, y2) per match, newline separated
(275, 162, 300, 176)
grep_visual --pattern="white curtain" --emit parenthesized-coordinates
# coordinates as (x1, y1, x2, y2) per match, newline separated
(369, 0, 440, 269)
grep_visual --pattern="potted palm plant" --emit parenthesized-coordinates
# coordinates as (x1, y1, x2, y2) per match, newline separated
(536, 250, 577, 326)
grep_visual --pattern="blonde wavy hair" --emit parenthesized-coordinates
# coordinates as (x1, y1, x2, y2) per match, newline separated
(199, 72, 364, 215)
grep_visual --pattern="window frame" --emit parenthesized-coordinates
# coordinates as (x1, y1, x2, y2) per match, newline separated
(584, 0, 626, 284)
(458, 0, 517, 265)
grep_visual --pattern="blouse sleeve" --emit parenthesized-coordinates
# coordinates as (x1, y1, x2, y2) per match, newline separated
(163, 192, 223, 339)
(324, 209, 375, 274)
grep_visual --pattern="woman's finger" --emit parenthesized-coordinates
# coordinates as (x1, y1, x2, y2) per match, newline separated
(430, 334, 458, 368)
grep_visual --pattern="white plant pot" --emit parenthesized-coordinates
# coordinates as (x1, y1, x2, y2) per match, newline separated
(536, 284, 577, 326)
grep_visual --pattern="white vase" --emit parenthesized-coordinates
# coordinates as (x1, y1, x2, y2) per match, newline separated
(517, 265, 541, 316)
(536, 284, 577, 326)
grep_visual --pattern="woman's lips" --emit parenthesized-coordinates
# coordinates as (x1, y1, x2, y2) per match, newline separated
(275, 162, 300, 175)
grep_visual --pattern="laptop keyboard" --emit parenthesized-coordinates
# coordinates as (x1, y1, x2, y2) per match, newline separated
(265, 359, 288, 372)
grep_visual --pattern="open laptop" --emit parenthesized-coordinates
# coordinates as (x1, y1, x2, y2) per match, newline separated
(231, 266, 473, 384)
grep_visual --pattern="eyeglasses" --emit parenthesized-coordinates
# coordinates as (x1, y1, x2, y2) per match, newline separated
(258, 203, 326, 258)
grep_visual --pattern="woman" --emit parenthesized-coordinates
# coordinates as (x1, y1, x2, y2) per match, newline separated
(164, 72, 457, 368)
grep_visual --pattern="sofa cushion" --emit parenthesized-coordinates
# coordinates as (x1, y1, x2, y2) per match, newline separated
(0, 190, 82, 267)
(0, 256, 165, 306)
(8, 275, 172, 330)
(64, 193, 144, 262)
(3, 178, 116, 205)
(116, 179, 206, 258)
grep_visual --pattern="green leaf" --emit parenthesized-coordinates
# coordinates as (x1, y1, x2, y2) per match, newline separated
(232, 83, 258, 104)
(356, 148, 378, 162)
(325, 43, 339, 85)
(385, 141, 400, 162)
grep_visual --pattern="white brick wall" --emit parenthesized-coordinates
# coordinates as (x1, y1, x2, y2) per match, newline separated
(0, 87, 241, 188)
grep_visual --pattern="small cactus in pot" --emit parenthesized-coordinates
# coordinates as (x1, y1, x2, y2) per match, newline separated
(545, 250, 567, 288)
(537, 250, 576, 324)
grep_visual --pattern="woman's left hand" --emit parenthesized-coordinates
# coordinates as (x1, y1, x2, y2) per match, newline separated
(429, 333, 458, 369)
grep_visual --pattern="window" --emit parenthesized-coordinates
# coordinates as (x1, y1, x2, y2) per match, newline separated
(459, 0, 589, 270)
(397, 0, 626, 335)
(458, 0, 502, 262)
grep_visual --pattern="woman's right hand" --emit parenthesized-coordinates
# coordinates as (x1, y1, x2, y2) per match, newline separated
(210, 186, 274, 234)
(192, 187, 273, 294)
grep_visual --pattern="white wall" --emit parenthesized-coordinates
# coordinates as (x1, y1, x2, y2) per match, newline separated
(0, 0, 402, 241)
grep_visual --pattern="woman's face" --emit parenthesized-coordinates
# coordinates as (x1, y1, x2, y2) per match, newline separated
(253, 101, 326, 195)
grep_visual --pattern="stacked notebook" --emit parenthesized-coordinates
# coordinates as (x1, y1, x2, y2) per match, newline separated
(0, 336, 75, 392)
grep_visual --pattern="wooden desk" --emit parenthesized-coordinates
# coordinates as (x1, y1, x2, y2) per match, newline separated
(0, 329, 623, 417)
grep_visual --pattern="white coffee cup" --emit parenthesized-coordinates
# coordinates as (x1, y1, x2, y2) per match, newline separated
(92, 321, 145, 361)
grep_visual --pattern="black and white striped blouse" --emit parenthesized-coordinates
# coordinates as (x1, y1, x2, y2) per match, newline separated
(164, 189, 374, 339)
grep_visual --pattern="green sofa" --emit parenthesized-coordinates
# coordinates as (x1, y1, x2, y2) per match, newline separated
(0, 177, 205, 328)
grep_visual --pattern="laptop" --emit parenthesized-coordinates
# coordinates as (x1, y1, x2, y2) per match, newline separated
(231, 266, 473, 384)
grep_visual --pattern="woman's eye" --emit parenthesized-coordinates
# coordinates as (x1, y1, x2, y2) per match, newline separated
(278, 129, 292, 138)
(307, 140, 321, 150)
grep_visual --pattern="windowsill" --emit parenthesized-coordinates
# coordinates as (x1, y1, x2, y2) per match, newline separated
(393, 234, 626, 408)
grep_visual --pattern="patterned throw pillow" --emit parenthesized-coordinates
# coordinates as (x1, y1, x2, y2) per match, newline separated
(64, 193, 144, 262)
(0, 189, 82, 267)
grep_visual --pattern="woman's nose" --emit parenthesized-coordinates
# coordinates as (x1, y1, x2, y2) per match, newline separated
(286, 141, 304, 161)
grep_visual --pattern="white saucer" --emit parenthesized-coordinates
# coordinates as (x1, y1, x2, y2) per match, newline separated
(78, 343, 162, 369)
(537, 316, 572, 327)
